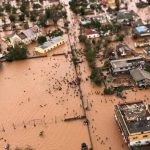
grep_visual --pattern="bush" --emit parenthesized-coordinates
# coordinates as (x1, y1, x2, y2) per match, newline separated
(49, 29, 63, 38)
(103, 87, 114, 95)
(115, 34, 124, 41)
(145, 64, 150, 73)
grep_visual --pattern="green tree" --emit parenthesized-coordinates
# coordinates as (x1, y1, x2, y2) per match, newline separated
(45, 6, 66, 25)
(9, 14, 16, 22)
(20, 4, 26, 13)
(12, 7, 17, 14)
(30, 11, 37, 22)
(145, 64, 150, 73)
(38, 36, 47, 45)
(19, 14, 25, 21)
(39, 15, 47, 27)
(115, 34, 124, 41)
(4, 4, 12, 12)
(104, 87, 114, 95)
(5, 43, 27, 61)
(33, 3, 41, 9)
(49, 29, 63, 37)
(80, 8, 85, 16)
(90, 67, 102, 86)
(78, 35, 87, 43)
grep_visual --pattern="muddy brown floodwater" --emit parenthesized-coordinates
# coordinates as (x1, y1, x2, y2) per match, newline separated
(0, 0, 150, 150)
(0, 54, 90, 149)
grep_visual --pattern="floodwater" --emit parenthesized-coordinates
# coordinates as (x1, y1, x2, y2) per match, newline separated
(0, 0, 150, 150)
(0, 54, 90, 149)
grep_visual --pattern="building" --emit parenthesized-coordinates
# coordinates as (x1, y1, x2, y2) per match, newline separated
(116, 10, 139, 25)
(17, 26, 42, 44)
(135, 39, 150, 48)
(83, 29, 99, 39)
(34, 36, 65, 54)
(110, 56, 145, 74)
(114, 101, 150, 150)
(135, 26, 150, 37)
(130, 69, 150, 87)
(80, 18, 91, 26)
(3, 26, 42, 46)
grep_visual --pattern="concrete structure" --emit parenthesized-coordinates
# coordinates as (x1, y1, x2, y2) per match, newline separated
(34, 36, 65, 54)
(130, 69, 150, 87)
(110, 56, 145, 74)
(114, 101, 150, 150)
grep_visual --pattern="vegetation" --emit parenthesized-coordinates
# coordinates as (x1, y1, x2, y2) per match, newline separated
(80, 39, 103, 86)
(103, 87, 114, 95)
(9, 14, 16, 22)
(69, 0, 88, 15)
(39, 5, 67, 27)
(38, 36, 47, 45)
(78, 35, 87, 43)
(145, 64, 150, 73)
(4, 4, 12, 12)
(115, 34, 124, 41)
(81, 22, 122, 35)
(30, 10, 38, 22)
(19, 14, 25, 21)
(48, 29, 63, 38)
(5, 43, 27, 61)
(90, 67, 102, 86)
(33, 3, 41, 9)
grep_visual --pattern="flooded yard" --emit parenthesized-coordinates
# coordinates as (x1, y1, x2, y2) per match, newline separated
(0, 55, 90, 149)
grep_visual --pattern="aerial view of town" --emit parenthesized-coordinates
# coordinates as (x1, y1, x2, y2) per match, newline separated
(0, 0, 150, 150)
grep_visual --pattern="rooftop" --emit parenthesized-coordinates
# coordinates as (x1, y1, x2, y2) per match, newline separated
(135, 26, 149, 34)
(130, 69, 150, 82)
(110, 56, 143, 69)
(18, 26, 40, 39)
(39, 36, 64, 50)
(115, 101, 150, 134)
(83, 29, 98, 35)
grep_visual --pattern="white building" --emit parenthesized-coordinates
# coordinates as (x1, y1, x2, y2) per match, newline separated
(34, 36, 65, 54)
(3, 26, 42, 46)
